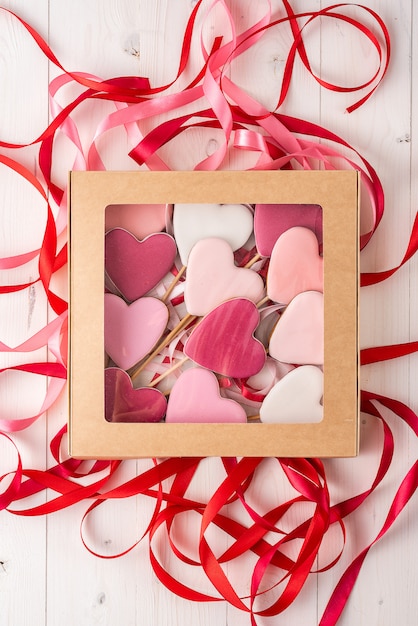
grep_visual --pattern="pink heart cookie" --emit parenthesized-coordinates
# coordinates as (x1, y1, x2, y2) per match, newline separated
(105, 228, 177, 302)
(105, 367, 167, 422)
(105, 204, 166, 239)
(260, 366, 323, 423)
(254, 204, 323, 256)
(166, 367, 247, 423)
(104, 294, 168, 370)
(269, 291, 324, 365)
(267, 227, 323, 304)
(185, 237, 265, 316)
(184, 298, 266, 378)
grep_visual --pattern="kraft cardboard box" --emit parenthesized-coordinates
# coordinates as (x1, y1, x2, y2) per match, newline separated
(68, 170, 359, 459)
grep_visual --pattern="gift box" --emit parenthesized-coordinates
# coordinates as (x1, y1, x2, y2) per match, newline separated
(68, 170, 359, 458)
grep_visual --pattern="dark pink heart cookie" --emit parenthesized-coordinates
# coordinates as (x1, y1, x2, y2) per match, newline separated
(254, 203, 323, 256)
(105, 367, 167, 422)
(105, 228, 177, 302)
(184, 298, 266, 378)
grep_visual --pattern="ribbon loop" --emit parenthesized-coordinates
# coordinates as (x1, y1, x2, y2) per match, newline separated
(0, 4, 416, 625)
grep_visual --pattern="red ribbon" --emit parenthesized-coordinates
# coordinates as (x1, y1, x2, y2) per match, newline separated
(0, 2, 417, 625)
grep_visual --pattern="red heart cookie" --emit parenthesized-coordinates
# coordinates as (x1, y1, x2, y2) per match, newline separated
(184, 298, 266, 378)
(269, 291, 324, 365)
(105, 228, 177, 302)
(166, 367, 247, 423)
(254, 204, 323, 256)
(185, 237, 265, 316)
(104, 294, 168, 370)
(267, 227, 323, 304)
(105, 367, 167, 422)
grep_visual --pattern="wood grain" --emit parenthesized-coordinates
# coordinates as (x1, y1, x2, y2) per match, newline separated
(0, 1, 416, 625)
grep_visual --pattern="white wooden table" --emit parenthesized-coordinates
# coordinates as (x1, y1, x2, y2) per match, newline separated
(0, 1, 416, 624)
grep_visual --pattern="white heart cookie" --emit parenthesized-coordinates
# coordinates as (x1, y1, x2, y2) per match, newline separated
(260, 365, 323, 423)
(173, 203, 253, 265)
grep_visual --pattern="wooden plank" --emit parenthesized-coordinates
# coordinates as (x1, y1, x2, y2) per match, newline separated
(0, 1, 416, 625)
(0, 3, 49, 625)
(224, 2, 323, 623)
(46, 2, 227, 625)
(317, 1, 418, 624)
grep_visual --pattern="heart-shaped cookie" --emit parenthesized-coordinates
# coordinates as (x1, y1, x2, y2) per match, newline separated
(254, 204, 323, 257)
(166, 367, 247, 423)
(247, 357, 294, 393)
(260, 365, 323, 423)
(105, 228, 177, 302)
(267, 227, 323, 304)
(104, 294, 168, 370)
(105, 204, 166, 239)
(269, 291, 323, 365)
(105, 367, 167, 422)
(173, 203, 253, 265)
(184, 298, 266, 378)
(185, 237, 265, 316)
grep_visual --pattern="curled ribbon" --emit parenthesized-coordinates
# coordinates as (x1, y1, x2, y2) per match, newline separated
(0, 2, 417, 625)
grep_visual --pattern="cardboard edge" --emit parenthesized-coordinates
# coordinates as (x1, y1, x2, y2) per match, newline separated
(68, 170, 360, 459)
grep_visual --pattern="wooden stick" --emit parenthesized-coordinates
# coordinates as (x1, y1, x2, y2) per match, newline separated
(129, 313, 196, 380)
(246, 414, 261, 422)
(244, 252, 261, 269)
(148, 356, 189, 387)
(161, 265, 186, 303)
(256, 295, 270, 308)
